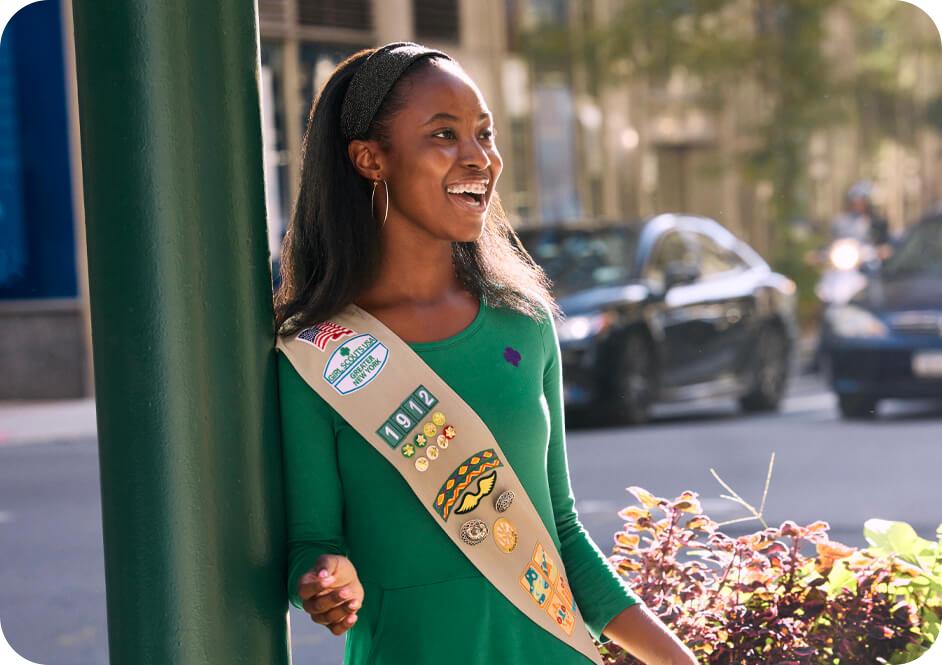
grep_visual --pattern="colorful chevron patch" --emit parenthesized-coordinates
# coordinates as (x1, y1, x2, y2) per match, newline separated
(433, 449, 503, 521)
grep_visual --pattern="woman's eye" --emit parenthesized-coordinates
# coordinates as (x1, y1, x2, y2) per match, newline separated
(433, 128, 496, 141)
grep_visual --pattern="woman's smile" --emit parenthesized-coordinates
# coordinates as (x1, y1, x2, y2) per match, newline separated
(445, 178, 490, 215)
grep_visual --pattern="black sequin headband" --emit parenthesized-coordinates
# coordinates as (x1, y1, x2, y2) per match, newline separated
(340, 41, 454, 142)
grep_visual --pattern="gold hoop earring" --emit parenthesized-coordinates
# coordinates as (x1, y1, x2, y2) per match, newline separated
(371, 178, 389, 228)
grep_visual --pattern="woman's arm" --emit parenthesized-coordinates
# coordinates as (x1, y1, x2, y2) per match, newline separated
(539, 309, 698, 664)
(603, 604, 698, 665)
(277, 352, 349, 609)
(539, 309, 644, 639)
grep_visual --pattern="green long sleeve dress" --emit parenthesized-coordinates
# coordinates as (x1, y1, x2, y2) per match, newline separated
(277, 296, 643, 664)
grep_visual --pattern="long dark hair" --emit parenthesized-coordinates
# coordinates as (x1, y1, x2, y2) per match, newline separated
(273, 48, 557, 335)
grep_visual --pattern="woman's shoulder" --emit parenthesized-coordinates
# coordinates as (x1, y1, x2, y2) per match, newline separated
(482, 293, 557, 360)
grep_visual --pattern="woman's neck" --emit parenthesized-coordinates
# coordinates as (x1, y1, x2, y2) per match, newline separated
(357, 220, 465, 308)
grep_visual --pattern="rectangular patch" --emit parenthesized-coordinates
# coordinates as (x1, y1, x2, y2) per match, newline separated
(411, 385, 438, 411)
(531, 543, 559, 586)
(519, 564, 552, 608)
(401, 395, 428, 420)
(546, 592, 576, 635)
(377, 420, 405, 448)
(389, 408, 417, 436)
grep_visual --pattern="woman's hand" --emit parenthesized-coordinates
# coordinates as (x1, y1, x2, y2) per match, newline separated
(297, 554, 365, 636)
(602, 603, 699, 665)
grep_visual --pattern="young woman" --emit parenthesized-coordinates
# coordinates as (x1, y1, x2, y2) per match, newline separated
(274, 41, 697, 665)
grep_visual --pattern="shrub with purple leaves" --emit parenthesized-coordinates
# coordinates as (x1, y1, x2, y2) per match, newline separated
(597, 487, 941, 664)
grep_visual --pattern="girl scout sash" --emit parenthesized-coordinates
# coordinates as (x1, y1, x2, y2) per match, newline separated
(276, 304, 606, 665)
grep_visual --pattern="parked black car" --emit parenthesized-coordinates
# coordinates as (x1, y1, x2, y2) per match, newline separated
(820, 212, 942, 418)
(516, 214, 799, 424)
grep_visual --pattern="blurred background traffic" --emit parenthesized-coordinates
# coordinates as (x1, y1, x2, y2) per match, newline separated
(1, 1, 940, 664)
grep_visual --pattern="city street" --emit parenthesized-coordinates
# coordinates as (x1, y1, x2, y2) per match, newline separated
(1, 374, 939, 665)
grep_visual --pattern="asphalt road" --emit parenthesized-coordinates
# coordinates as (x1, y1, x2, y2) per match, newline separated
(1, 375, 939, 665)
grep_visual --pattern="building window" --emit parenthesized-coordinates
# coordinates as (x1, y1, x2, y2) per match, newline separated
(414, 0, 459, 43)
(297, 0, 372, 30)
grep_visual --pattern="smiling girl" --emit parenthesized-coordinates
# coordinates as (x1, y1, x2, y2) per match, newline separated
(273, 41, 697, 665)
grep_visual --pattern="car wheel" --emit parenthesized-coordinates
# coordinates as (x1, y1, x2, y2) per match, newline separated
(838, 394, 878, 419)
(604, 333, 656, 426)
(739, 325, 789, 412)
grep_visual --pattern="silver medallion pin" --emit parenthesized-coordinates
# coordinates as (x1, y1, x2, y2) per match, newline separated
(495, 490, 515, 513)
(459, 519, 489, 545)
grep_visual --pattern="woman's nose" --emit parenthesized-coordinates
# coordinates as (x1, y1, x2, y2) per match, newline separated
(460, 137, 491, 170)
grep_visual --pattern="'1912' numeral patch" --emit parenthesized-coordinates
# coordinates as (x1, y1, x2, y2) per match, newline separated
(376, 385, 438, 448)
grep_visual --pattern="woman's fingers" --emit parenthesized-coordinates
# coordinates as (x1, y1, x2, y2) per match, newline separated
(327, 612, 358, 635)
(311, 604, 359, 633)
(303, 584, 360, 616)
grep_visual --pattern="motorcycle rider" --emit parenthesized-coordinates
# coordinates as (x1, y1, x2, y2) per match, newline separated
(829, 181, 892, 259)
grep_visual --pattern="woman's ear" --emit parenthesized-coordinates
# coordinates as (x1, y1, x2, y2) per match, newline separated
(347, 139, 384, 181)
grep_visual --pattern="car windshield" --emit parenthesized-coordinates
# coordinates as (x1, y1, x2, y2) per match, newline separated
(517, 226, 639, 296)
(882, 220, 942, 278)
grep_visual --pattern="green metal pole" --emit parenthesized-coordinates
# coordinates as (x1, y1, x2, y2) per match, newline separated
(71, 2, 289, 664)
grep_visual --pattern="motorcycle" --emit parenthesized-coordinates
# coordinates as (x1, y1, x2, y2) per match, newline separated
(813, 237, 880, 306)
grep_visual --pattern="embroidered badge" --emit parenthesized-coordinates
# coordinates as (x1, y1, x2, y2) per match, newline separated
(423, 422, 438, 438)
(414, 456, 429, 472)
(531, 542, 559, 585)
(401, 443, 416, 458)
(493, 517, 518, 553)
(459, 519, 489, 545)
(519, 564, 552, 607)
(431, 411, 446, 427)
(454, 470, 497, 515)
(323, 334, 388, 395)
(436, 434, 449, 449)
(426, 445, 440, 461)
(297, 321, 355, 351)
(414, 434, 427, 447)
(519, 542, 575, 634)
(433, 450, 503, 521)
(504, 346, 521, 367)
(443, 425, 456, 439)
(546, 585, 576, 635)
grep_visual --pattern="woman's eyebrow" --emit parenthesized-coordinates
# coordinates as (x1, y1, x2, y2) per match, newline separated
(422, 111, 492, 125)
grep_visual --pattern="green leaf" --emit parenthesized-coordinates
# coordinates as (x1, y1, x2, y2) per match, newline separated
(864, 519, 923, 557)
(826, 559, 857, 594)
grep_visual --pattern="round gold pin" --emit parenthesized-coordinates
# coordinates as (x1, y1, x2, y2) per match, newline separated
(431, 411, 446, 427)
(423, 422, 437, 438)
(493, 517, 518, 553)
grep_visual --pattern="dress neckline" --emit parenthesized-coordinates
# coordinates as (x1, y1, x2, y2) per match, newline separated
(406, 292, 488, 351)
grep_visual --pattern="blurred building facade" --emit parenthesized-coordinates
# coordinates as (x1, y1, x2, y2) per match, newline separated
(0, 0, 89, 400)
(2, 0, 939, 398)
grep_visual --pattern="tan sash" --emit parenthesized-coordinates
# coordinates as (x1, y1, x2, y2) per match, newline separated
(276, 304, 605, 664)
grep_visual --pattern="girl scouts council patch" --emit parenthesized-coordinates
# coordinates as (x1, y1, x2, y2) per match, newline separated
(322, 333, 389, 395)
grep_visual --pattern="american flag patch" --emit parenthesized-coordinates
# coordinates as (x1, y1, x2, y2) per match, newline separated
(297, 321, 356, 351)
